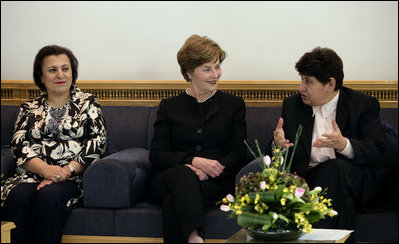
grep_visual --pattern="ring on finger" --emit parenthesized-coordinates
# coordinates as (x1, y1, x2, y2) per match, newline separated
(56, 175, 62, 181)
(204, 174, 208, 180)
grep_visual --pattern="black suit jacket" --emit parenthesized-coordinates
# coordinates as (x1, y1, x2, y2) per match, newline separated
(150, 91, 247, 184)
(282, 86, 388, 177)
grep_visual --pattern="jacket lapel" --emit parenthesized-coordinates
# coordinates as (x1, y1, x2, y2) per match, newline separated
(298, 103, 314, 158)
(336, 89, 350, 135)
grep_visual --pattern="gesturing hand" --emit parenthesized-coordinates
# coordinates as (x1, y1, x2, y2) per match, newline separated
(273, 118, 293, 148)
(191, 157, 225, 178)
(312, 118, 347, 152)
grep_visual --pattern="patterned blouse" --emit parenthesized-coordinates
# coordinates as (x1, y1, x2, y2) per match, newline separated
(1, 85, 107, 207)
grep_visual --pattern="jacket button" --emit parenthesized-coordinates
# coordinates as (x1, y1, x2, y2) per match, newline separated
(195, 145, 202, 151)
(197, 128, 203, 134)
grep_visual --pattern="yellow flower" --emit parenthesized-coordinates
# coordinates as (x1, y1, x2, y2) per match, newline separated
(254, 193, 260, 204)
(280, 198, 286, 206)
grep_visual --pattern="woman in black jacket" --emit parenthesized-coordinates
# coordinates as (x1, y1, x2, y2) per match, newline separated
(149, 34, 247, 243)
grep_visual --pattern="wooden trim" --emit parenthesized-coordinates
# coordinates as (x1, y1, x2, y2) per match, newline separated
(1, 80, 397, 108)
(61, 234, 226, 243)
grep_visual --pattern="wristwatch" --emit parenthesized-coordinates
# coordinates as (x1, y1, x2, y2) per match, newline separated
(66, 163, 76, 177)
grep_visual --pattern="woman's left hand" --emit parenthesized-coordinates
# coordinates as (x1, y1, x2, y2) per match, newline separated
(185, 164, 208, 181)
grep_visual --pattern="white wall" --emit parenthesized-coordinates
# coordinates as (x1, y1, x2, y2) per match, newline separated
(1, 1, 398, 81)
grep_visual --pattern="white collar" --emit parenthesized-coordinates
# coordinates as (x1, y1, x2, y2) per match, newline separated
(312, 90, 340, 119)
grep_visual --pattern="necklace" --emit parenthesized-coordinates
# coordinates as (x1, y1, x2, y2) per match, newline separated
(185, 89, 216, 103)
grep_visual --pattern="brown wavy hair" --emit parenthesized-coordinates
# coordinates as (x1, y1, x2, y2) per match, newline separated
(177, 34, 226, 82)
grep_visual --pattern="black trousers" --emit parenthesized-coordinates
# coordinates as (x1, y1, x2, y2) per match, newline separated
(150, 165, 232, 243)
(304, 158, 370, 231)
(2, 181, 80, 243)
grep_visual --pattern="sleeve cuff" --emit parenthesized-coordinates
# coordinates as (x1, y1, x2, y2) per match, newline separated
(337, 138, 354, 159)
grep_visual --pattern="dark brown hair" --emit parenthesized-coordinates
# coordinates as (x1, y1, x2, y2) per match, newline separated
(295, 47, 344, 90)
(33, 45, 78, 91)
(177, 34, 226, 81)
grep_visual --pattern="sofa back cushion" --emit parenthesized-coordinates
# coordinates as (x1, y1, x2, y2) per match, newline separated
(380, 107, 398, 131)
(245, 106, 282, 152)
(1, 105, 19, 146)
(102, 106, 153, 151)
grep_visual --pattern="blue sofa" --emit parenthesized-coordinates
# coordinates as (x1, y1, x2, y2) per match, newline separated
(1, 104, 398, 242)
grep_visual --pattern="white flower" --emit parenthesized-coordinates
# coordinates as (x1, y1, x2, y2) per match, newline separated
(329, 210, 338, 216)
(63, 122, 72, 130)
(260, 181, 267, 190)
(68, 141, 82, 155)
(50, 144, 65, 160)
(31, 128, 41, 139)
(220, 205, 231, 212)
(226, 194, 235, 202)
(314, 186, 322, 192)
(263, 155, 271, 166)
(76, 127, 84, 138)
(272, 213, 278, 220)
(88, 106, 98, 120)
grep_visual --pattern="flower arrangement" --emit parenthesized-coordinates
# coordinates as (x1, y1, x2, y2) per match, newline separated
(219, 125, 337, 234)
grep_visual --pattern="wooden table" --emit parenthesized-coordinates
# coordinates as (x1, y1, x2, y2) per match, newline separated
(226, 228, 352, 243)
(61, 235, 226, 243)
(1, 221, 16, 243)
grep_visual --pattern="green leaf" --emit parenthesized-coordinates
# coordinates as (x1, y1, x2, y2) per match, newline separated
(274, 185, 284, 201)
(262, 223, 272, 232)
(237, 212, 272, 228)
(248, 192, 276, 203)
(287, 124, 303, 172)
(277, 214, 290, 224)
(244, 139, 257, 159)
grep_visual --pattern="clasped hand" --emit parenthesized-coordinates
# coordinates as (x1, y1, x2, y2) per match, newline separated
(36, 165, 72, 190)
(185, 157, 225, 181)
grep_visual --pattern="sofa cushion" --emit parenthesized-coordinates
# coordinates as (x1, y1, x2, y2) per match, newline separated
(379, 107, 398, 131)
(1, 145, 16, 178)
(63, 208, 115, 236)
(115, 201, 241, 239)
(102, 106, 153, 151)
(246, 107, 282, 154)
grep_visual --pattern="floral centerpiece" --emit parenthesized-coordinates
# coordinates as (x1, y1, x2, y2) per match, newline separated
(219, 125, 337, 240)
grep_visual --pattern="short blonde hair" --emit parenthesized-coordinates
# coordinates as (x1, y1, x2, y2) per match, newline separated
(177, 34, 226, 81)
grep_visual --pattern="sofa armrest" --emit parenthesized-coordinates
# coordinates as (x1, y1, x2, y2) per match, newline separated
(83, 147, 152, 208)
(1, 145, 16, 179)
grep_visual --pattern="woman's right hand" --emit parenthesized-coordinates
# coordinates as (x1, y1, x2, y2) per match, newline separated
(191, 157, 224, 178)
(273, 118, 293, 148)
